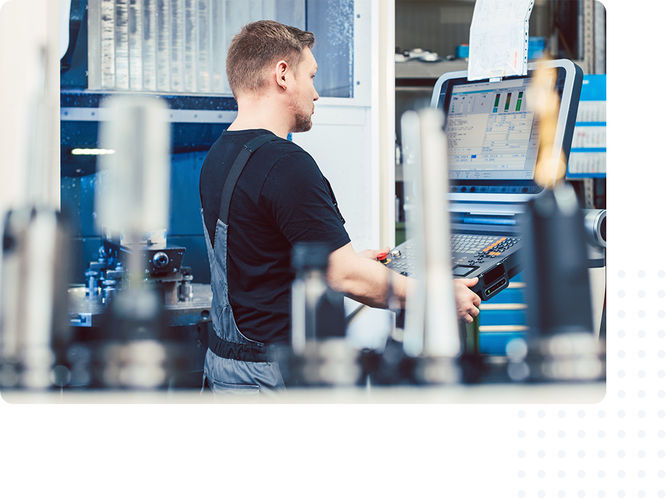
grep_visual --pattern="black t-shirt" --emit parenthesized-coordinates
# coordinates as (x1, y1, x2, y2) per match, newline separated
(199, 129, 350, 344)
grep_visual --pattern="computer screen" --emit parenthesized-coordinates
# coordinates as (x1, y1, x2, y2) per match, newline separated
(446, 78, 537, 181)
(430, 60, 582, 199)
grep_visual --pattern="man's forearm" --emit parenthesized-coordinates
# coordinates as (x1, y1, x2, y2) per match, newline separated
(336, 259, 408, 308)
(328, 242, 408, 308)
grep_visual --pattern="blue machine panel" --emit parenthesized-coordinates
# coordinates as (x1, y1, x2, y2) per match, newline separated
(62, 150, 213, 284)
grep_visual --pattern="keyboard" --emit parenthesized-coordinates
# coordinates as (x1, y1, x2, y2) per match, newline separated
(382, 233, 521, 277)
(452, 234, 520, 264)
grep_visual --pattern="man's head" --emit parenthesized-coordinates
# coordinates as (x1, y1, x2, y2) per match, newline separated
(226, 20, 319, 132)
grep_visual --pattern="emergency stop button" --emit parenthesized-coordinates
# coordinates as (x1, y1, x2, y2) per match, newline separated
(376, 250, 390, 264)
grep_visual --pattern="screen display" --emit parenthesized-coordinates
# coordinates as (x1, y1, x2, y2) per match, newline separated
(445, 78, 539, 181)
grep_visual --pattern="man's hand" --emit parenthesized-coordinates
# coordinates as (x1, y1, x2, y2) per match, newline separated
(454, 277, 481, 323)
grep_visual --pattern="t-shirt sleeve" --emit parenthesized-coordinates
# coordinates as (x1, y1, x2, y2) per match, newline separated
(260, 150, 351, 252)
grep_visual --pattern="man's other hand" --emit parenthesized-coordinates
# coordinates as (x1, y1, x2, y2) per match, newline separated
(454, 277, 481, 323)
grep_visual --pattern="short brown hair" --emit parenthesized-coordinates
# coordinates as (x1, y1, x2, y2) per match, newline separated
(226, 20, 315, 97)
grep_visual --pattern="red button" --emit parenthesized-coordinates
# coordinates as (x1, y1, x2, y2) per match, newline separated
(376, 251, 389, 261)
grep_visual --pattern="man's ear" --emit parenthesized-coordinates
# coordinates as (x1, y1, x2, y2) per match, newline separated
(274, 60, 289, 91)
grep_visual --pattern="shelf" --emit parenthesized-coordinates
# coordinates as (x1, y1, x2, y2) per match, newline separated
(397, 59, 588, 82)
(396, 59, 468, 80)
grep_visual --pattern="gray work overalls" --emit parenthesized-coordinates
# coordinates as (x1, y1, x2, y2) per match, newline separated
(201, 134, 285, 394)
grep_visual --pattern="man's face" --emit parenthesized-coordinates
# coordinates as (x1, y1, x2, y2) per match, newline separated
(288, 47, 319, 133)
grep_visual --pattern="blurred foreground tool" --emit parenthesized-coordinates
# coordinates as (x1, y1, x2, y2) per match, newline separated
(510, 59, 604, 383)
(526, 62, 568, 188)
(398, 108, 463, 385)
(272, 242, 357, 387)
(91, 95, 190, 390)
(66, 97, 208, 390)
(0, 46, 72, 391)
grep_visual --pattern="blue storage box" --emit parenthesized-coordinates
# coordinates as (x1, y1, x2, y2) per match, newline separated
(456, 44, 469, 59)
(457, 38, 545, 61)
(528, 37, 546, 60)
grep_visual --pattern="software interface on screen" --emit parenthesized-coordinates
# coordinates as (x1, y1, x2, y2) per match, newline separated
(446, 78, 539, 181)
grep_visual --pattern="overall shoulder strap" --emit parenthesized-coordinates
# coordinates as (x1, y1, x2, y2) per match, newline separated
(218, 134, 276, 224)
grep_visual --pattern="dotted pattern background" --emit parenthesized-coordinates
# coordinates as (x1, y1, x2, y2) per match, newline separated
(514, 269, 666, 498)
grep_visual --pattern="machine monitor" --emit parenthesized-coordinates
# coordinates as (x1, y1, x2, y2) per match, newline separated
(430, 59, 583, 202)
(385, 60, 584, 302)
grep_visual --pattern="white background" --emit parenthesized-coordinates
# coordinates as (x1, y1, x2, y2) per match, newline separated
(2, 0, 666, 498)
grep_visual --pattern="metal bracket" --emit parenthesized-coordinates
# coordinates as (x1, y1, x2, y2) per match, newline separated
(582, 0, 595, 74)
(583, 178, 595, 208)
(70, 312, 93, 327)
(61, 107, 237, 123)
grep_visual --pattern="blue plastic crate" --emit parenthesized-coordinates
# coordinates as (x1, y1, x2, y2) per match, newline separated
(456, 38, 545, 61)
(479, 331, 526, 356)
(479, 309, 527, 326)
(484, 287, 525, 305)
(528, 37, 546, 60)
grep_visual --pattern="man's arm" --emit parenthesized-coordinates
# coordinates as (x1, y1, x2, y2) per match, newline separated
(327, 242, 481, 322)
(327, 243, 407, 308)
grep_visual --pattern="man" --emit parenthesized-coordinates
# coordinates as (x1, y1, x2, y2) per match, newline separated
(199, 20, 480, 393)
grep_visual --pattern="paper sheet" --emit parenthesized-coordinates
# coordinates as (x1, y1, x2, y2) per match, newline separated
(468, 0, 535, 81)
